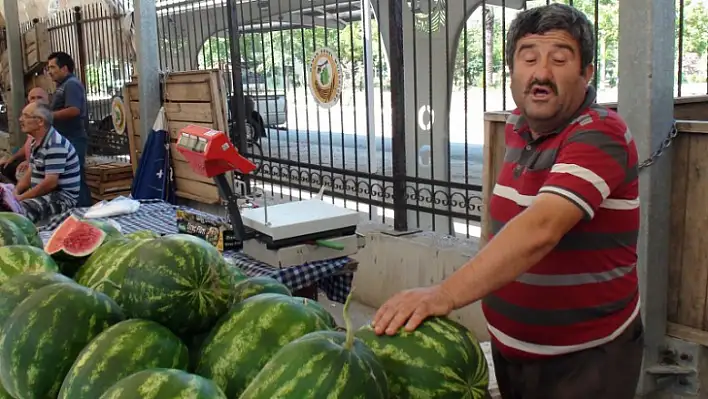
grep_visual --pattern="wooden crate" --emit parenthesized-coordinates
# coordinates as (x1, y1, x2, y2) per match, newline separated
(22, 23, 51, 75)
(85, 162, 134, 201)
(125, 70, 231, 205)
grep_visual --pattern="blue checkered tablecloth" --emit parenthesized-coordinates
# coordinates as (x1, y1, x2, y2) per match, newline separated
(38, 199, 354, 303)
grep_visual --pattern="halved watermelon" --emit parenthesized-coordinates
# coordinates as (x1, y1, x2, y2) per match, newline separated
(45, 216, 107, 258)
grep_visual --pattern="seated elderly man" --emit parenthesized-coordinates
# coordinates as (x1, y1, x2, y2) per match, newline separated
(0, 101, 80, 222)
(0, 88, 51, 184)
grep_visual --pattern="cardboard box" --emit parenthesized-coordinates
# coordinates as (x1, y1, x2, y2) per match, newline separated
(176, 208, 238, 252)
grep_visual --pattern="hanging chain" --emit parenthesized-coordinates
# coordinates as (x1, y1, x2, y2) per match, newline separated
(637, 121, 679, 171)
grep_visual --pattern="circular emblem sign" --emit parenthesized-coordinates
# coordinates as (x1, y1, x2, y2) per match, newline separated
(111, 96, 127, 135)
(309, 47, 342, 109)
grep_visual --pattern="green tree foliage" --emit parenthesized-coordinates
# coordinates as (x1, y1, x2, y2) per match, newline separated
(195, 0, 707, 91)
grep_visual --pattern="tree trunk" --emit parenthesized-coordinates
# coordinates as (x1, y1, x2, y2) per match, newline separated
(484, 7, 495, 87)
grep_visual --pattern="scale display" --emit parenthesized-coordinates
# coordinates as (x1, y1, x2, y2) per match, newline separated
(176, 124, 257, 178)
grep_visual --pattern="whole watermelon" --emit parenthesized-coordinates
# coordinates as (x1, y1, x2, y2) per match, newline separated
(232, 276, 291, 303)
(356, 316, 489, 398)
(0, 213, 42, 248)
(196, 293, 333, 397)
(58, 319, 190, 399)
(0, 282, 125, 399)
(0, 272, 73, 331)
(0, 245, 59, 285)
(125, 230, 160, 240)
(74, 238, 144, 300)
(294, 297, 337, 328)
(99, 368, 227, 399)
(240, 294, 388, 398)
(0, 218, 28, 246)
(119, 234, 237, 337)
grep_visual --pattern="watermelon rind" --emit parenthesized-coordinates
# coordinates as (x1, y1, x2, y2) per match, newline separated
(58, 319, 190, 399)
(0, 212, 42, 248)
(240, 292, 388, 399)
(98, 368, 227, 399)
(85, 219, 122, 238)
(356, 316, 490, 399)
(196, 293, 333, 397)
(0, 245, 59, 285)
(0, 218, 29, 246)
(119, 234, 237, 337)
(74, 238, 143, 301)
(232, 276, 292, 303)
(0, 282, 125, 399)
(0, 272, 73, 333)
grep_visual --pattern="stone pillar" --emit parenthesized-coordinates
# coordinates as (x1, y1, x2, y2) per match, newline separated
(134, 0, 161, 148)
(2, 0, 25, 147)
(617, 0, 675, 395)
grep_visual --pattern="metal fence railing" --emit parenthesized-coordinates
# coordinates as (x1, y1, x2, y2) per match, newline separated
(1, 0, 703, 236)
(17, 1, 134, 161)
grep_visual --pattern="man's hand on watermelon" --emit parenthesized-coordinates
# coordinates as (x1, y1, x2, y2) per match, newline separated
(372, 285, 455, 336)
(372, 192, 586, 336)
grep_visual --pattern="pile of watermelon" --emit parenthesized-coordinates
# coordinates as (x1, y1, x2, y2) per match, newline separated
(0, 212, 490, 399)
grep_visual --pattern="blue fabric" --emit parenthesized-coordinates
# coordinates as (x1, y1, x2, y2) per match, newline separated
(131, 129, 175, 203)
(50, 74, 88, 140)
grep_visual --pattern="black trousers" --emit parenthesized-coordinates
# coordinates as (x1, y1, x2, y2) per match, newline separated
(492, 316, 644, 399)
(0, 158, 21, 184)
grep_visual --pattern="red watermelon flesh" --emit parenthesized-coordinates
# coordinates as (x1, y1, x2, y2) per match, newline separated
(45, 216, 107, 257)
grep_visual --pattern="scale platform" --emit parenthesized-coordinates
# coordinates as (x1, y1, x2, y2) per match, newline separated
(243, 233, 365, 268)
(240, 198, 360, 249)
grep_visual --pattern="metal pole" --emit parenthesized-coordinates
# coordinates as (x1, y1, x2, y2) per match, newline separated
(362, 0, 378, 175)
(2, 0, 25, 147)
(388, 0, 407, 231)
(226, 0, 251, 194)
(617, 0, 675, 395)
(134, 0, 161, 150)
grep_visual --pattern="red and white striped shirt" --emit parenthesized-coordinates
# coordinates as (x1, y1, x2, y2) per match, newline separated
(482, 88, 640, 358)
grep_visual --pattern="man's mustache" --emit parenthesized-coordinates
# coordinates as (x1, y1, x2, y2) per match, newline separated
(524, 80, 558, 95)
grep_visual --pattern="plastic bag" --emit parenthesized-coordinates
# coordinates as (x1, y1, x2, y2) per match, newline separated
(83, 196, 140, 219)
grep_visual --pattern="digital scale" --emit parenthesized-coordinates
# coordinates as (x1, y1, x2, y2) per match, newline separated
(175, 124, 364, 268)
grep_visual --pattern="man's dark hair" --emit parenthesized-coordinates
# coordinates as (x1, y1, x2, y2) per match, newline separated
(48, 51, 75, 73)
(505, 3, 595, 72)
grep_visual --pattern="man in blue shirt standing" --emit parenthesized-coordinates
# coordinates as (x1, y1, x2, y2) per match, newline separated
(46, 51, 90, 207)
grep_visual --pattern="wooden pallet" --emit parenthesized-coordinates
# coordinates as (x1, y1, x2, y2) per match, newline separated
(85, 162, 134, 196)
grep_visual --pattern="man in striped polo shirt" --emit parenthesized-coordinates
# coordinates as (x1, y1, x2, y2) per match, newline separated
(0, 102, 80, 222)
(372, 4, 642, 398)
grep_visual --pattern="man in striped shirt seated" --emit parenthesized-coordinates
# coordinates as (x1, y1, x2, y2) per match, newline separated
(371, 3, 642, 398)
(0, 102, 80, 223)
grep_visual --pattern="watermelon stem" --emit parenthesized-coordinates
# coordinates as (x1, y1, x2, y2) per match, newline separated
(90, 278, 121, 291)
(343, 287, 355, 351)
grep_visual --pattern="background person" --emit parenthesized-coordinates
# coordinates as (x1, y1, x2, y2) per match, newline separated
(46, 51, 90, 207)
(0, 102, 80, 223)
(0, 88, 50, 183)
